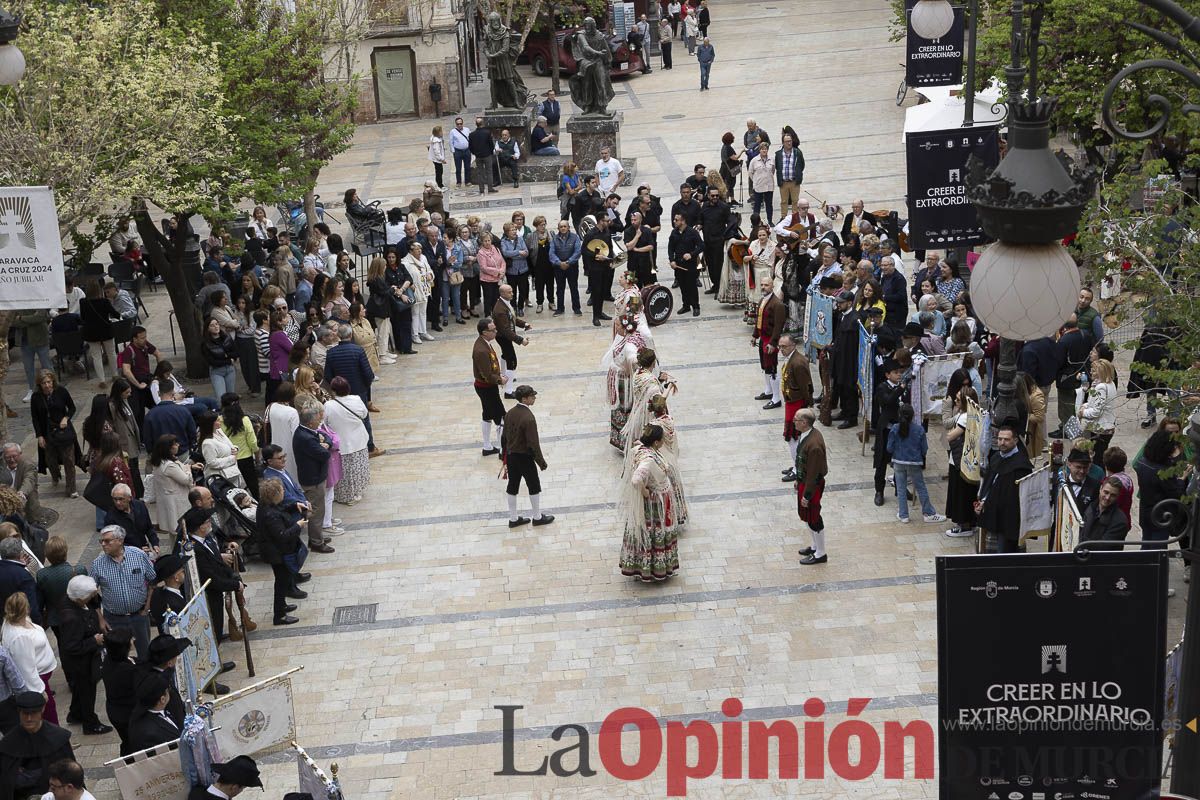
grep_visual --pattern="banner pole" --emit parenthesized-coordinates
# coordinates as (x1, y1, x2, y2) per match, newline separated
(177, 579, 212, 616)
(103, 738, 181, 767)
(234, 591, 255, 677)
(210, 665, 304, 707)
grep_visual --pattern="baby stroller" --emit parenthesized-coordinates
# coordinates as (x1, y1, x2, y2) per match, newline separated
(203, 474, 261, 560)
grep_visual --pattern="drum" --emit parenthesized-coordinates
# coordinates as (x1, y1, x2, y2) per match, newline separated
(641, 284, 674, 326)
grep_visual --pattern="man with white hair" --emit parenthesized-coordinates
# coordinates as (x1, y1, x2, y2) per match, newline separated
(0, 537, 39, 625)
(0, 443, 39, 520)
(310, 323, 339, 370)
(104, 483, 159, 555)
(841, 199, 879, 240)
(295, 265, 317, 311)
(89, 526, 154, 660)
(530, 116, 559, 156)
(294, 401, 335, 550)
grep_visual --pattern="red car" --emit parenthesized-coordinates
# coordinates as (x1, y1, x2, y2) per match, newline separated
(521, 28, 644, 78)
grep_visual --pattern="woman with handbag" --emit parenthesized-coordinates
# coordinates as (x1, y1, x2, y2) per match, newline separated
(221, 394, 259, 497)
(350, 302, 388, 375)
(384, 249, 418, 355)
(453, 225, 481, 318)
(441, 227, 465, 325)
(324, 377, 370, 505)
(198, 411, 245, 488)
(30, 370, 81, 499)
(256, 478, 304, 625)
(1078, 358, 1118, 467)
(402, 241, 435, 343)
(107, 379, 144, 497)
(365, 256, 396, 359)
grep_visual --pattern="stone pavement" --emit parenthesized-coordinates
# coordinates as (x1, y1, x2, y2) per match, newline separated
(20, 0, 1184, 797)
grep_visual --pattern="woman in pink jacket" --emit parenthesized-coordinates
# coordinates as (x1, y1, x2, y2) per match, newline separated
(477, 230, 506, 315)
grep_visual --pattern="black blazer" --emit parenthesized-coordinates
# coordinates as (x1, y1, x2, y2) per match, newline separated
(57, 600, 102, 681)
(128, 708, 181, 752)
(188, 536, 242, 594)
(257, 504, 302, 565)
(293, 426, 331, 486)
(150, 586, 187, 633)
(103, 658, 139, 726)
(80, 297, 120, 342)
(135, 663, 185, 728)
(841, 211, 880, 240)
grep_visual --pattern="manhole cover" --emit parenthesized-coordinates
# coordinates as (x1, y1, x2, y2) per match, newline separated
(662, 114, 685, 120)
(332, 603, 378, 626)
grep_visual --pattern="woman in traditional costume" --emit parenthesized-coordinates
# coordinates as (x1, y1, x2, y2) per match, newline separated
(619, 423, 688, 582)
(603, 309, 647, 450)
(746, 225, 779, 322)
(621, 348, 676, 453)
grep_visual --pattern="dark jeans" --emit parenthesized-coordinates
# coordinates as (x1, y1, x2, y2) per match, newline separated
(453, 149, 472, 184)
(702, 238, 724, 288)
(752, 189, 775, 224)
(498, 155, 520, 185)
(462, 275, 482, 312)
(700, 61, 711, 89)
(270, 562, 292, 618)
(662, 41, 672, 68)
(427, 279, 442, 325)
(873, 442, 891, 493)
(238, 456, 260, 499)
(236, 335, 261, 393)
(433, 162, 444, 187)
(508, 272, 530, 311)
(103, 611, 151, 662)
(555, 264, 581, 311)
(475, 154, 496, 191)
(390, 304, 415, 353)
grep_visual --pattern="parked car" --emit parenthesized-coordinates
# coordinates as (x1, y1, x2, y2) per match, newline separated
(521, 28, 644, 78)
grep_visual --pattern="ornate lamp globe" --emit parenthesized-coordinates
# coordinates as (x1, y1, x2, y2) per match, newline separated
(910, 0, 955, 40)
(0, 11, 22, 86)
(969, 242, 1080, 339)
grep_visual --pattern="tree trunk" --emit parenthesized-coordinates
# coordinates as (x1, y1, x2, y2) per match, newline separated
(516, 0, 543, 51)
(133, 204, 208, 379)
(303, 187, 318, 244)
(549, 4, 561, 94)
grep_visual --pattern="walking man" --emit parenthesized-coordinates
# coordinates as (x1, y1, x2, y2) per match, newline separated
(696, 36, 715, 91)
(473, 317, 507, 456)
(501, 385, 554, 528)
(492, 284, 532, 396)
(793, 408, 828, 565)
(449, 117, 472, 186)
(975, 423, 1034, 553)
(779, 334, 813, 481)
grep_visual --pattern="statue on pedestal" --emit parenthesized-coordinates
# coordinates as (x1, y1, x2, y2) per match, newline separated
(484, 11, 530, 109)
(569, 17, 615, 117)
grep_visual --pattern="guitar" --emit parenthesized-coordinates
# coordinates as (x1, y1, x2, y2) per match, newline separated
(728, 240, 750, 266)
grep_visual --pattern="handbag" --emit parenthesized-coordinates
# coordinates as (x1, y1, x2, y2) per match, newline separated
(83, 470, 115, 509)
(1062, 415, 1083, 440)
(449, 270, 464, 286)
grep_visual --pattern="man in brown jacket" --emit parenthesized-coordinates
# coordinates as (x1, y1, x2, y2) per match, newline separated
(501, 385, 554, 528)
(752, 277, 787, 409)
(778, 334, 813, 482)
(793, 407, 829, 565)
(493, 284, 532, 398)
(472, 317, 508, 456)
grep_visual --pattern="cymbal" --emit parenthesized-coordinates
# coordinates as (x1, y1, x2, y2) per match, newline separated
(585, 239, 610, 258)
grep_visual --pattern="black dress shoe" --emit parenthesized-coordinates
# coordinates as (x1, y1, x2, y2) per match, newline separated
(782, 466, 794, 474)
(593, 320, 602, 327)
(692, 308, 700, 316)
(84, 723, 114, 735)
(836, 419, 857, 429)
(220, 661, 236, 674)
(1047, 428, 1063, 439)
(678, 306, 691, 313)
(532, 514, 555, 526)
(509, 516, 531, 527)
(287, 589, 309, 599)
(295, 572, 312, 583)
(704, 287, 718, 294)
(283, 603, 298, 613)
(310, 542, 335, 553)
(482, 447, 500, 456)
(763, 400, 782, 410)
(503, 393, 516, 399)
(799, 553, 828, 565)
(66, 714, 81, 724)
(782, 469, 797, 482)
(599, 312, 613, 320)
(798, 546, 814, 556)
(874, 492, 885, 506)
(754, 392, 771, 400)
(274, 615, 299, 625)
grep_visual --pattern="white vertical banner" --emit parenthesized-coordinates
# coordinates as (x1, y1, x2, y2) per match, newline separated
(210, 668, 301, 757)
(0, 187, 66, 309)
(1053, 485, 1083, 552)
(1017, 464, 1053, 541)
(106, 740, 189, 800)
(295, 743, 343, 800)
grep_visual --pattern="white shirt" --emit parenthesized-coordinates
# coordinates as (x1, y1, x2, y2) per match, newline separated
(64, 285, 86, 315)
(748, 155, 775, 193)
(495, 139, 521, 159)
(1, 619, 57, 692)
(42, 791, 98, 800)
(595, 157, 624, 193)
(668, 1, 681, 13)
(449, 126, 471, 150)
(324, 395, 370, 454)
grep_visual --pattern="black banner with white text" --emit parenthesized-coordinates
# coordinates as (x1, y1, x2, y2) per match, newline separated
(905, 126, 999, 250)
(905, 1, 965, 87)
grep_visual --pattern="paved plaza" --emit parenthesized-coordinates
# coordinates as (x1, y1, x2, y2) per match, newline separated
(16, 0, 1185, 797)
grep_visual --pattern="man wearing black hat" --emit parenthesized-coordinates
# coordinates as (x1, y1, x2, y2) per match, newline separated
(128, 674, 179, 752)
(1058, 445, 1101, 517)
(901, 321, 926, 357)
(501, 386, 554, 528)
(183, 507, 243, 648)
(149, 554, 189, 633)
(189, 754, 263, 800)
(872, 359, 906, 506)
(828, 291, 861, 430)
(0, 691, 75, 800)
(134, 634, 190, 729)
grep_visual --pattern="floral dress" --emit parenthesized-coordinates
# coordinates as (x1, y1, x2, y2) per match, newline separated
(619, 442, 687, 581)
(605, 334, 644, 449)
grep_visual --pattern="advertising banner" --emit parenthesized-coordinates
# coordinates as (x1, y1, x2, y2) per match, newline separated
(905, 3, 965, 87)
(937, 551, 1169, 799)
(905, 127, 1000, 250)
(0, 187, 67, 310)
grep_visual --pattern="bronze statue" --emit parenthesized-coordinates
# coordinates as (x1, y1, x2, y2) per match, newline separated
(569, 17, 615, 117)
(483, 12, 529, 110)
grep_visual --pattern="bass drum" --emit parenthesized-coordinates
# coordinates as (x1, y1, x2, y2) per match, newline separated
(641, 284, 674, 326)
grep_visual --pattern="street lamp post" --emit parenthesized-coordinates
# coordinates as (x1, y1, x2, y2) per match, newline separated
(1100, 2, 1200, 793)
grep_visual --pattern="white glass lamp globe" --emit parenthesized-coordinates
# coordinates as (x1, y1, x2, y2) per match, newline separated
(0, 42, 23, 86)
(969, 242, 1080, 340)
(911, 0, 955, 40)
